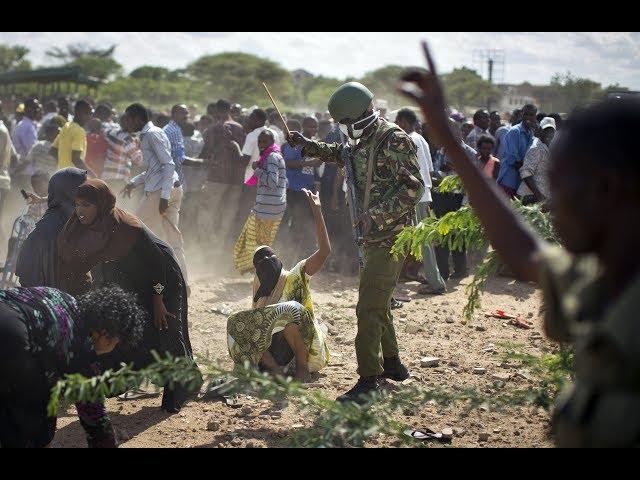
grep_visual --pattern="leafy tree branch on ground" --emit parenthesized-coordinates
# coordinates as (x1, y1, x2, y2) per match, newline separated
(392, 176, 560, 321)
(49, 344, 572, 447)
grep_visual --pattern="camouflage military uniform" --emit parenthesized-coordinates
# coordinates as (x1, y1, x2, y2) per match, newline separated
(304, 118, 424, 377)
(539, 245, 640, 447)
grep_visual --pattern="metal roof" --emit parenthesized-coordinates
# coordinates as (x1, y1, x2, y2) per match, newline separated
(0, 67, 103, 87)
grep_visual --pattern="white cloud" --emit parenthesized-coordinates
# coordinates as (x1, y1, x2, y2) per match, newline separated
(2, 32, 639, 89)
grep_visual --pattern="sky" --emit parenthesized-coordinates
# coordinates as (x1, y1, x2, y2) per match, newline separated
(3, 32, 639, 89)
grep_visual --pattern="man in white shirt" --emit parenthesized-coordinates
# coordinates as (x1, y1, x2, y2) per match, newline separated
(396, 108, 447, 295)
(517, 116, 556, 205)
(241, 108, 278, 182)
(267, 111, 286, 146)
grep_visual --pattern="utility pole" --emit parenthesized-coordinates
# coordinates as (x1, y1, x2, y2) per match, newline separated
(488, 58, 494, 85)
(472, 49, 505, 111)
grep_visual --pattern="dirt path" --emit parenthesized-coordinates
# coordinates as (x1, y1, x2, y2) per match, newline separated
(51, 252, 555, 448)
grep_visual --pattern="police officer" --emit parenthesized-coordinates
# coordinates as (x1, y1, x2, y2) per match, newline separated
(288, 82, 425, 403)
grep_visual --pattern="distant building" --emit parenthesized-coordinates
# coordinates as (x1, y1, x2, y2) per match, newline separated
(496, 85, 538, 113)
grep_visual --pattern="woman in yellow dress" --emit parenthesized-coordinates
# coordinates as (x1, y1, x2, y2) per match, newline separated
(227, 188, 331, 382)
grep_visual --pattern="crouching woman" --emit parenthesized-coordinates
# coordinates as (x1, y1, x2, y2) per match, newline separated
(0, 286, 144, 448)
(227, 189, 331, 382)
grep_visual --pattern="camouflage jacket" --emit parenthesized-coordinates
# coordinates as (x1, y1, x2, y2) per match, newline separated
(539, 245, 640, 447)
(303, 119, 424, 248)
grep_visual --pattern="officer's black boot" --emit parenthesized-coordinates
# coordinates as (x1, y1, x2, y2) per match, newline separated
(381, 356, 410, 381)
(336, 376, 381, 405)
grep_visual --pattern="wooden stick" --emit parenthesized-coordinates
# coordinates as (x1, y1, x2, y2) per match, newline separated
(262, 82, 291, 137)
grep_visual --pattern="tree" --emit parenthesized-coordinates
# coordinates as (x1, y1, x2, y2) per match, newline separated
(45, 43, 116, 60)
(298, 75, 342, 111)
(547, 72, 603, 113)
(186, 52, 294, 106)
(440, 67, 501, 111)
(129, 66, 171, 81)
(98, 77, 207, 111)
(45, 43, 122, 80)
(360, 65, 418, 109)
(601, 83, 631, 99)
(68, 56, 123, 81)
(0, 44, 32, 73)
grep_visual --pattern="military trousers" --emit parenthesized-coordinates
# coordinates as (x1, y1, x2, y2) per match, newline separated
(355, 246, 405, 377)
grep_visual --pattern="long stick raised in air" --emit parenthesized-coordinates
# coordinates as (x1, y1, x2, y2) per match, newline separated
(262, 82, 291, 137)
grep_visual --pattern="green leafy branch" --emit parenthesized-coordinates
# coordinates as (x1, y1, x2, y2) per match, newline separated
(47, 353, 204, 417)
(435, 174, 464, 194)
(393, 192, 560, 320)
(392, 205, 486, 262)
(498, 343, 574, 407)
(50, 346, 572, 447)
(462, 250, 502, 321)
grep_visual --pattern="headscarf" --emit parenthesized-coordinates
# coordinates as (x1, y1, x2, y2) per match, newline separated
(48, 167, 88, 217)
(245, 142, 280, 186)
(15, 168, 88, 288)
(57, 179, 143, 295)
(252, 245, 282, 303)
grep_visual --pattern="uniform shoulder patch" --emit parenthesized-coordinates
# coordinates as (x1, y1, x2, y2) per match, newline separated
(387, 130, 417, 154)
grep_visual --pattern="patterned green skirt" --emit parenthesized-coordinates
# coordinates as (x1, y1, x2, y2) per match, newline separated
(227, 300, 316, 367)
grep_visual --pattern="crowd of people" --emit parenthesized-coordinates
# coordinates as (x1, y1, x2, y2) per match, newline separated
(2, 90, 562, 294)
(0, 38, 638, 448)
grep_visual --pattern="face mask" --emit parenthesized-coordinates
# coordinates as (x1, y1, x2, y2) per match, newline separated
(253, 255, 283, 303)
(339, 110, 380, 140)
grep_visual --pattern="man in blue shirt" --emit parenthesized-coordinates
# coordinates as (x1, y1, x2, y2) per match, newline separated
(497, 104, 538, 197)
(281, 117, 322, 262)
(163, 104, 204, 190)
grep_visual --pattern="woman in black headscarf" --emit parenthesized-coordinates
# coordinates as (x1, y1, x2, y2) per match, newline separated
(226, 189, 331, 382)
(56, 179, 200, 412)
(15, 167, 87, 287)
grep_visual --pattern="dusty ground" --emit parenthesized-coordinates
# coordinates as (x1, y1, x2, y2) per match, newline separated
(51, 248, 555, 448)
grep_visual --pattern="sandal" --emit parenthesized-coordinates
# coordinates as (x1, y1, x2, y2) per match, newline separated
(117, 388, 161, 401)
(224, 395, 243, 408)
(403, 428, 449, 442)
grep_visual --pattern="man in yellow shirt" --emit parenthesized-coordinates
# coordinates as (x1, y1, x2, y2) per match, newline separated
(51, 100, 96, 177)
